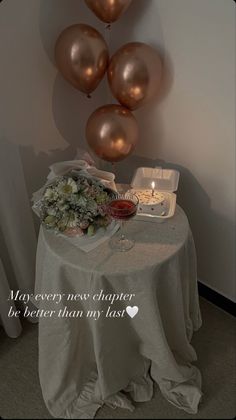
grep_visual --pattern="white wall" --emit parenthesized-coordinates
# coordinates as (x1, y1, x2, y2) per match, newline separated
(157, 0, 235, 302)
(0, 0, 107, 197)
(0, 0, 235, 301)
(111, 0, 235, 301)
(0, 0, 107, 289)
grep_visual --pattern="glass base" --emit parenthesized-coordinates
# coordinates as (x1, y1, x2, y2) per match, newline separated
(109, 235, 135, 252)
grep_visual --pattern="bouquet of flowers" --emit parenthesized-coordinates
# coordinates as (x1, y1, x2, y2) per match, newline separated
(32, 171, 116, 237)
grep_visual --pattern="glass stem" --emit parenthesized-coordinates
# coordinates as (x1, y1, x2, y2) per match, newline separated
(120, 220, 126, 241)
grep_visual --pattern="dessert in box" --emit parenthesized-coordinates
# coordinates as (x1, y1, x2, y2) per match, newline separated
(130, 189, 166, 215)
(128, 167, 180, 220)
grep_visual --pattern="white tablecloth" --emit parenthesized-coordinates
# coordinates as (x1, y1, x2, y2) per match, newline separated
(35, 206, 202, 418)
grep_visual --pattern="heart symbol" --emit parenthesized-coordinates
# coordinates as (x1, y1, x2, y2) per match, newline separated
(126, 306, 139, 318)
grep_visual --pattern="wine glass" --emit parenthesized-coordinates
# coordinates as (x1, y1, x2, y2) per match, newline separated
(107, 192, 139, 251)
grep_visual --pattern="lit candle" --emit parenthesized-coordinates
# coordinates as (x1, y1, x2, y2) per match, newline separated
(151, 181, 155, 197)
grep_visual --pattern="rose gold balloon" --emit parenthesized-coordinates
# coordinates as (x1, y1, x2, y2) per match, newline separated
(84, 0, 132, 23)
(86, 105, 138, 162)
(108, 42, 162, 110)
(55, 24, 109, 94)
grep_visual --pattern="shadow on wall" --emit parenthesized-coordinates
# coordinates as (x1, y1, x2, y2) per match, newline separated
(39, 0, 105, 65)
(132, 47, 174, 161)
(18, 0, 170, 199)
(105, 0, 174, 168)
(38, 0, 172, 169)
(19, 76, 108, 204)
(20, 0, 173, 229)
(51, 74, 107, 158)
(109, 0, 160, 53)
(114, 155, 235, 299)
(18, 0, 108, 203)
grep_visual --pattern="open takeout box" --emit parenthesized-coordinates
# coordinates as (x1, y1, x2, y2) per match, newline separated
(129, 167, 180, 221)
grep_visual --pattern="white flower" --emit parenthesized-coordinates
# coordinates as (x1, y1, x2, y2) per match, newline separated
(35, 173, 113, 236)
(57, 199, 69, 211)
(86, 199, 98, 214)
(68, 178, 78, 192)
(69, 194, 81, 206)
(44, 188, 58, 201)
(47, 207, 57, 216)
(77, 196, 87, 208)
(57, 178, 77, 195)
(57, 218, 68, 231)
(67, 212, 79, 228)
(44, 215, 56, 226)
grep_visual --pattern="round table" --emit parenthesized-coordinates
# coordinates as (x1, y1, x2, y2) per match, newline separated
(35, 205, 202, 419)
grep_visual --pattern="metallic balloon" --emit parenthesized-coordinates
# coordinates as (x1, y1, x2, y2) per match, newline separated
(86, 105, 138, 162)
(55, 24, 109, 95)
(108, 42, 162, 110)
(84, 0, 132, 24)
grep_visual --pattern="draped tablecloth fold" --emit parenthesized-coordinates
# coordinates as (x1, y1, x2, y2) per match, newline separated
(35, 206, 202, 418)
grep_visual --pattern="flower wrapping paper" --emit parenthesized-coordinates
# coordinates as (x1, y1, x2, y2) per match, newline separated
(32, 160, 117, 239)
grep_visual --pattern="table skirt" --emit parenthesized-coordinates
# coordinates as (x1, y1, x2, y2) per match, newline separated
(35, 215, 202, 418)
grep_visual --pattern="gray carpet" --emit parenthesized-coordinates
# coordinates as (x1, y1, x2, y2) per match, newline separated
(0, 298, 235, 419)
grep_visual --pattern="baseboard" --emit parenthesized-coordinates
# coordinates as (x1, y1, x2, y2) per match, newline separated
(198, 281, 235, 317)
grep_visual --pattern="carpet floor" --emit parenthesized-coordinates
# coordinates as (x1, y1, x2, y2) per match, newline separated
(0, 298, 235, 419)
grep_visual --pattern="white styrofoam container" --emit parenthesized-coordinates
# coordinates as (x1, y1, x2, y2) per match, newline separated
(131, 167, 179, 191)
(130, 167, 180, 221)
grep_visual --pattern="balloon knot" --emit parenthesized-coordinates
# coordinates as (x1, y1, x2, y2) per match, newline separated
(87, 94, 92, 99)
(106, 24, 111, 30)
